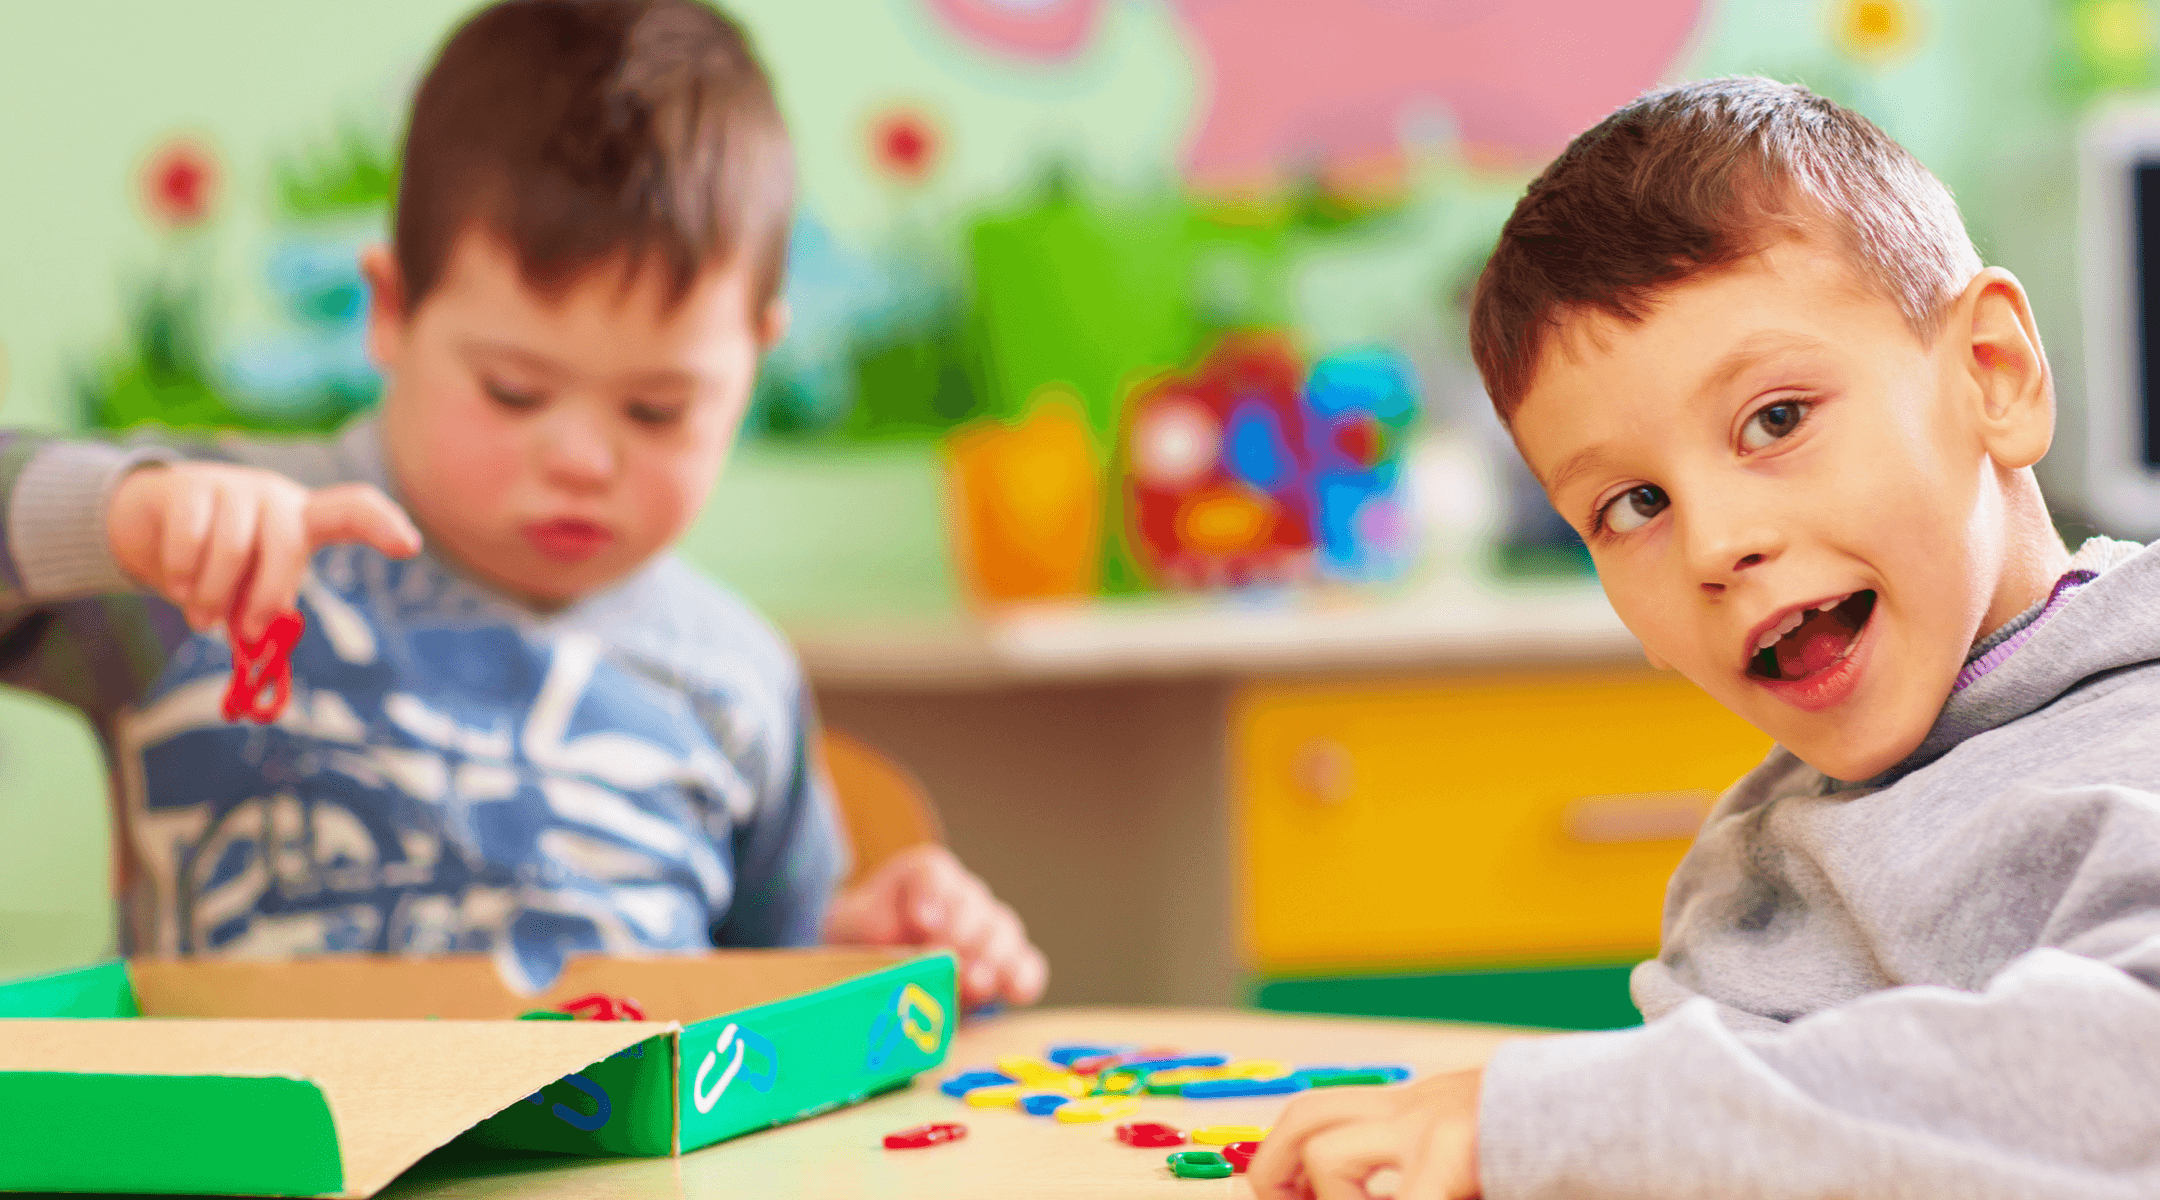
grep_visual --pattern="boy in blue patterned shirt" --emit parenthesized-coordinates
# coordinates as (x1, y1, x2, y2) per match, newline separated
(1, 0, 1045, 1003)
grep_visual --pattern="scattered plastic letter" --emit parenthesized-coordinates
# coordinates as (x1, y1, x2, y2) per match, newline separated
(939, 1069, 1016, 1098)
(559, 993, 646, 1021)
(1180, 1075, 1309, 1099)
(223, 609, 304, 723)
(1116, 1121, 1187, 1148)
(1167, 1150, 1234, 1180)
(883, 1122, 967, 1150)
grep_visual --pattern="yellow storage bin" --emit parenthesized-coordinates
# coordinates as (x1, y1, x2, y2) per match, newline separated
(1234, 667, 1773, 971)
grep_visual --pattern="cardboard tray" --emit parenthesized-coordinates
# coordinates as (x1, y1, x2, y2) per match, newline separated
(0, 948, 956, 1197)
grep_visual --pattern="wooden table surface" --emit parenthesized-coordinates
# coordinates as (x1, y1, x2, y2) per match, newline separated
(375, 1008, 1530, 1200)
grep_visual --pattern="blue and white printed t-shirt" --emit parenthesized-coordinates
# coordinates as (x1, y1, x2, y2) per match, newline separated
(0, 419, 846, 991)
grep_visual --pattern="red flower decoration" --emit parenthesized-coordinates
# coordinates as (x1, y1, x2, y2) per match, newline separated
(144, 139, 216, 227)
(869, 109, 941, 184)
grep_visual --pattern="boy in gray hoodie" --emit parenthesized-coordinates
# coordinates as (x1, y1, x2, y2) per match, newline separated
(1252, 78, 2160, 1199)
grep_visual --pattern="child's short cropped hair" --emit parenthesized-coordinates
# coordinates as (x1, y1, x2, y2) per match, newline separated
(1469, 76, 1982, 421)
(395, 0, 794, 313)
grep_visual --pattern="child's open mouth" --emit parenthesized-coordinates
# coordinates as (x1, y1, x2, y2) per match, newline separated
(1746, 590, 1877, 681)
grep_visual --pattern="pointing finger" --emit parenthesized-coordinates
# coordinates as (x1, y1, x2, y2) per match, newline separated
(303, 484, 421, 559)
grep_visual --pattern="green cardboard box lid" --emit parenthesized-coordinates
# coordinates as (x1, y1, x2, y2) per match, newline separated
(0, 948, 956, 1197)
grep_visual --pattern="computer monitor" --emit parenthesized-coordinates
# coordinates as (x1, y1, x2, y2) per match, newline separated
(2079, 105, 2160, 538)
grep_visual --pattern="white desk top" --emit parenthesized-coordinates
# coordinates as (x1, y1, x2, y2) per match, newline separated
(789, 577, 1642, 688)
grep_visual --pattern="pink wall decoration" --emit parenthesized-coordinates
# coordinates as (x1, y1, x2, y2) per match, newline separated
(927, 0, 1106, 62)
(1170, 0, 1703, 191)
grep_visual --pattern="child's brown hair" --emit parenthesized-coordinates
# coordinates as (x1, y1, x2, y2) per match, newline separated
(394, 0, 794, 314)
(1469, 76, 1981, 423)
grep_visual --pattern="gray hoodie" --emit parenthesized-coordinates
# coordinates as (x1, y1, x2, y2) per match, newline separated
(1479, 537, 2160, 1199)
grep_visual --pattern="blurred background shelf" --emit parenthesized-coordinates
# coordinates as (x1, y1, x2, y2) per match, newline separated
(790, 578, 1641, 688)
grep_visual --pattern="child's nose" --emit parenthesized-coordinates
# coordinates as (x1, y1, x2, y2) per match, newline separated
(1685, 510, 1784, 591)
(538, 416, 617, 488)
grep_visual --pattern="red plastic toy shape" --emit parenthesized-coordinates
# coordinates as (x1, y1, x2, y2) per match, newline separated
(883, 1122, 968, 1150)
(1223, 1141, 1261, 1173)
(1115, 1121, 1187, 1148)
(558, 993, 647, 1021)
(222, 609, 305, 724)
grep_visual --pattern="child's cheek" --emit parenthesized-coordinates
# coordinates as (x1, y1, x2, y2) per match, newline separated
(625, 443, 709, 551)
(414, 381, 529, 535)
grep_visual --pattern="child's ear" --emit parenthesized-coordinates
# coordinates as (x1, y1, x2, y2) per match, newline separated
(359, 245, 409, 372)
(757, 297, 792, 350)
(1956, 266, 2053, 470)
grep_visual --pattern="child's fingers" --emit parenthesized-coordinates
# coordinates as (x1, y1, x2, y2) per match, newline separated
(959, 909, 1025, 1005)
(820, 885, 898, 946)
(939, 885, 1001, 961)
(158, 477, 215, 612)
(191, 481, 261, 631)
(303, 484, 422, 559)
(999, 941, 1048, 1007)
(1397, 1117, 1479, 1200)
(1248, 1093, 1395, 1199)
(891, 847, 964, 942)
(1302, 1118, 1408, 1200)
(239, 496, 309, 642)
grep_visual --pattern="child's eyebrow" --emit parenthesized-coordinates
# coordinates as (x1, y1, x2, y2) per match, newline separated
(1543, 444, 1619, 497)
(619, 367, 701, 393)
(463, 339, 571, 380)
(460, 342, 702, 394)
(1694, 330, 1829, 399)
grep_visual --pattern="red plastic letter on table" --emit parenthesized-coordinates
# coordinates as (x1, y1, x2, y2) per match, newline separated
(559, 993, 646, 1021)
(223, 609, 305, 724)
(1223, 1141, 1261, 1173)
(883, 1122, 967, 1150)
(1115, 1121, 1187, 1148)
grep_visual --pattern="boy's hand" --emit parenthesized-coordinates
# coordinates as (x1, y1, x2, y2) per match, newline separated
(1249, 1068, 1484, 1200)
(822, 844, 1048, 1010)
(108, 463, 422, 639)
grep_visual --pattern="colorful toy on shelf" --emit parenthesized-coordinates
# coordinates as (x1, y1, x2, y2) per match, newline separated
(942, 387, 1103, 606)
(1303, 347, 1419, 583)
(1122, 332, 1317, 590)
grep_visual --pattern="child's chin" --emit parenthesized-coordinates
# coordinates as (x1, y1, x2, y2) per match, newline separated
(1782, 713, 1929, 784)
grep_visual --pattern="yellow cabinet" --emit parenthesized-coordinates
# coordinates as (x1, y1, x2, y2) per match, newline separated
(1233, 667, 1773, 972)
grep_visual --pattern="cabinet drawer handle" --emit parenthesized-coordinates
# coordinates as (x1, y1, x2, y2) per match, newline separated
(1292, 740, 1355, 806)
(1562, 791, 1713, 843)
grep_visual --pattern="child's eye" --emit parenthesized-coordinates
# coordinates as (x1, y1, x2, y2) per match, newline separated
(483, 379, 543, 411)
(1599, 484, 1669, 534)
(1739, 399, 1811, 451)
(627, 401, 683, 428)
